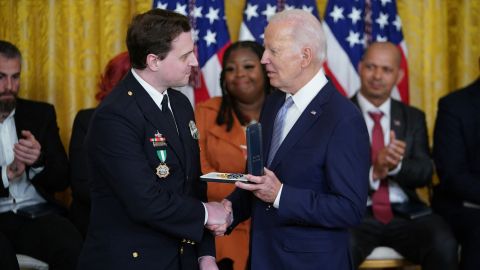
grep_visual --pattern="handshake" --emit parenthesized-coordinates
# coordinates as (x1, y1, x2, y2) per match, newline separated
(204, 199, 233, 236)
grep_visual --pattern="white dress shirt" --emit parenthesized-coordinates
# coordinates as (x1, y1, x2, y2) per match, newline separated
(0, 110, 45, 213)
(356, 92, 408, 205)
(273, 69, 328, 208)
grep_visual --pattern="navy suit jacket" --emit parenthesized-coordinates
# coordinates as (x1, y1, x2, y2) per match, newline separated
(351, 95, 433, 201)
(0, 98, 69, 201)
(229, 82, 370, 270)
(78, 72, 213, 270)
(433, 78, 480, 208)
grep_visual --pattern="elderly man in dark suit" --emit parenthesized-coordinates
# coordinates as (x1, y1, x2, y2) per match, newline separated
(0, 40, 82, 270)
(432, 57, 480, 270)
(349, 41, 458, 270)
(211, 9, 371, 270)
(77, 9, 230, 270)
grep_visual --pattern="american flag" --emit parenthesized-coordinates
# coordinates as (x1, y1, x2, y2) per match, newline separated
(239, 0, 320, 42)
(323, 0, 409, 103)
(153, 0, 231, 105)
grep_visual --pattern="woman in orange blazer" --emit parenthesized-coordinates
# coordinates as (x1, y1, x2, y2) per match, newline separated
(195, 41, 271, 270)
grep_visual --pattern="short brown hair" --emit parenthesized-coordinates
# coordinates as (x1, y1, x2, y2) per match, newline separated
(126, 9, 191, 69)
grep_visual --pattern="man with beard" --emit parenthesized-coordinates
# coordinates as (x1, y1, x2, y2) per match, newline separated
(0, 40, 82, 270)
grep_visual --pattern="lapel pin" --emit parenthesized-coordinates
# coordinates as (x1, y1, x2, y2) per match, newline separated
(189, 120, 199, 140)
(310, 110, 317, 115)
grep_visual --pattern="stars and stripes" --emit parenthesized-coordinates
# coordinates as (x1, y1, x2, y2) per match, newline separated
(153, 0, 231, 105)
(323, 0, 409, 103)
(239, 0, 320, 43)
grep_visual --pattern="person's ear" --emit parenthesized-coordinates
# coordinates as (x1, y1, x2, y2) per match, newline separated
(300, 47, 313, 67)
(146, 54, 160, 71)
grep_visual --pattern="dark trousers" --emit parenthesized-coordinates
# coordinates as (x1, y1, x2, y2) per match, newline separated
(433, 197, 480, 270)
(0, 211, 83, 270)
(350, 208, 458, 270)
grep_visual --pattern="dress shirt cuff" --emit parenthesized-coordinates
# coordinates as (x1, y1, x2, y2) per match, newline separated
(369, 166, 380, 191)
(202, 202, 208, 225)
(388, 161, 402, 176)
(198, 255, 216, 262)
(273, 184, 284, 208)
(1, 166, 9, 188)
(27, 166, 44, 180)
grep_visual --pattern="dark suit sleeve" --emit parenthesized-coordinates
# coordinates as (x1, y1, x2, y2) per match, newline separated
(227, 188, 253, 230)
(69, 110, 91, 206)
(28, 105, 69, 193)
(434, 98, 480, 204)
(88, 106, 207, 243)
(279, 113, 370, 228)
(393, 110, 433, 189)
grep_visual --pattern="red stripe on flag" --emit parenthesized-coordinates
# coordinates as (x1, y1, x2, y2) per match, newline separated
(323, 63, 348, 97)
(194, 75, 210, 104)
(398, 47, 409, 104)
(216, 41, 230, 64)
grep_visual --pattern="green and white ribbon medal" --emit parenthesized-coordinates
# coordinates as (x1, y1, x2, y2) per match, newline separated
(156, 149, 170, 178)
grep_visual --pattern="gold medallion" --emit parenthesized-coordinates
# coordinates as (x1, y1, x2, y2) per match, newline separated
(156, 163, 170, 178)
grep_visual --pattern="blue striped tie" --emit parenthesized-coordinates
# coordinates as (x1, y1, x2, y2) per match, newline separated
(267, 96, 294, 166)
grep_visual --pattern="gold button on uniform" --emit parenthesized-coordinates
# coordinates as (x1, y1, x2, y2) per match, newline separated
(132, 252, 138, 258)
(128, 91, 133, 96)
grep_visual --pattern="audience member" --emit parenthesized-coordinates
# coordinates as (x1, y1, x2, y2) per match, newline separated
(349, 41, 458, 270)
(210, 9, 371, 270)
(69, 51, 130, 237)
(432, 56, 480, 270)
(195, 41, 270, 270)
(0, 40, 82, 270)
(77, 9, 230, 270)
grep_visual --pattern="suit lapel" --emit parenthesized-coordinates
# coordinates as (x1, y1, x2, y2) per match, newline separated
(125, 73, 186, 168)
(390, 99, 406, 140)
(268, 83, 334, 169)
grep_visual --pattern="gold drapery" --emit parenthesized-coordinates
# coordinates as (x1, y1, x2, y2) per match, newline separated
(1, 0, 479, 148)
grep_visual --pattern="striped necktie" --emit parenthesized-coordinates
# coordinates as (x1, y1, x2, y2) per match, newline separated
(267, 96, 294, 166)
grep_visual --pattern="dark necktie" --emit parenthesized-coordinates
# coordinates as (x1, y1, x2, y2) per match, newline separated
(369, 111, 393, 224)
(267, 96, 294, 166)
(161, 94, 178, 134)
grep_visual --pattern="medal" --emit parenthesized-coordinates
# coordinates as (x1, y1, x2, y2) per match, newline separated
(155, 149, 169, 178)
(156, 163, 170, 178)
(150, 131, 170, 178)
(189, 120, 199, 140)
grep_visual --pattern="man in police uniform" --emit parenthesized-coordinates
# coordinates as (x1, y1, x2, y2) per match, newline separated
(78, 9, 230, 270)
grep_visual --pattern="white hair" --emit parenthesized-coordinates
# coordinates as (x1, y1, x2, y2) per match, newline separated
(269, 9, 326, 62)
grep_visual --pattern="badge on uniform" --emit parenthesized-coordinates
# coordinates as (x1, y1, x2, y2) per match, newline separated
(189, 120, 199, 140)
(149, 131, 169, 178)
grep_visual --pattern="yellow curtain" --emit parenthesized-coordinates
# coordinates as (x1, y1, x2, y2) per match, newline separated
(0, 0, 478, 148)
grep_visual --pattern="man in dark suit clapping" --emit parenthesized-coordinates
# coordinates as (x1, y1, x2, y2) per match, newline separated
(0, 40, 82, 270)
(349, 41, 458, 270)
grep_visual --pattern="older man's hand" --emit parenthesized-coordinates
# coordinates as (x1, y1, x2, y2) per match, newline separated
(236, 168, 281, 203)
